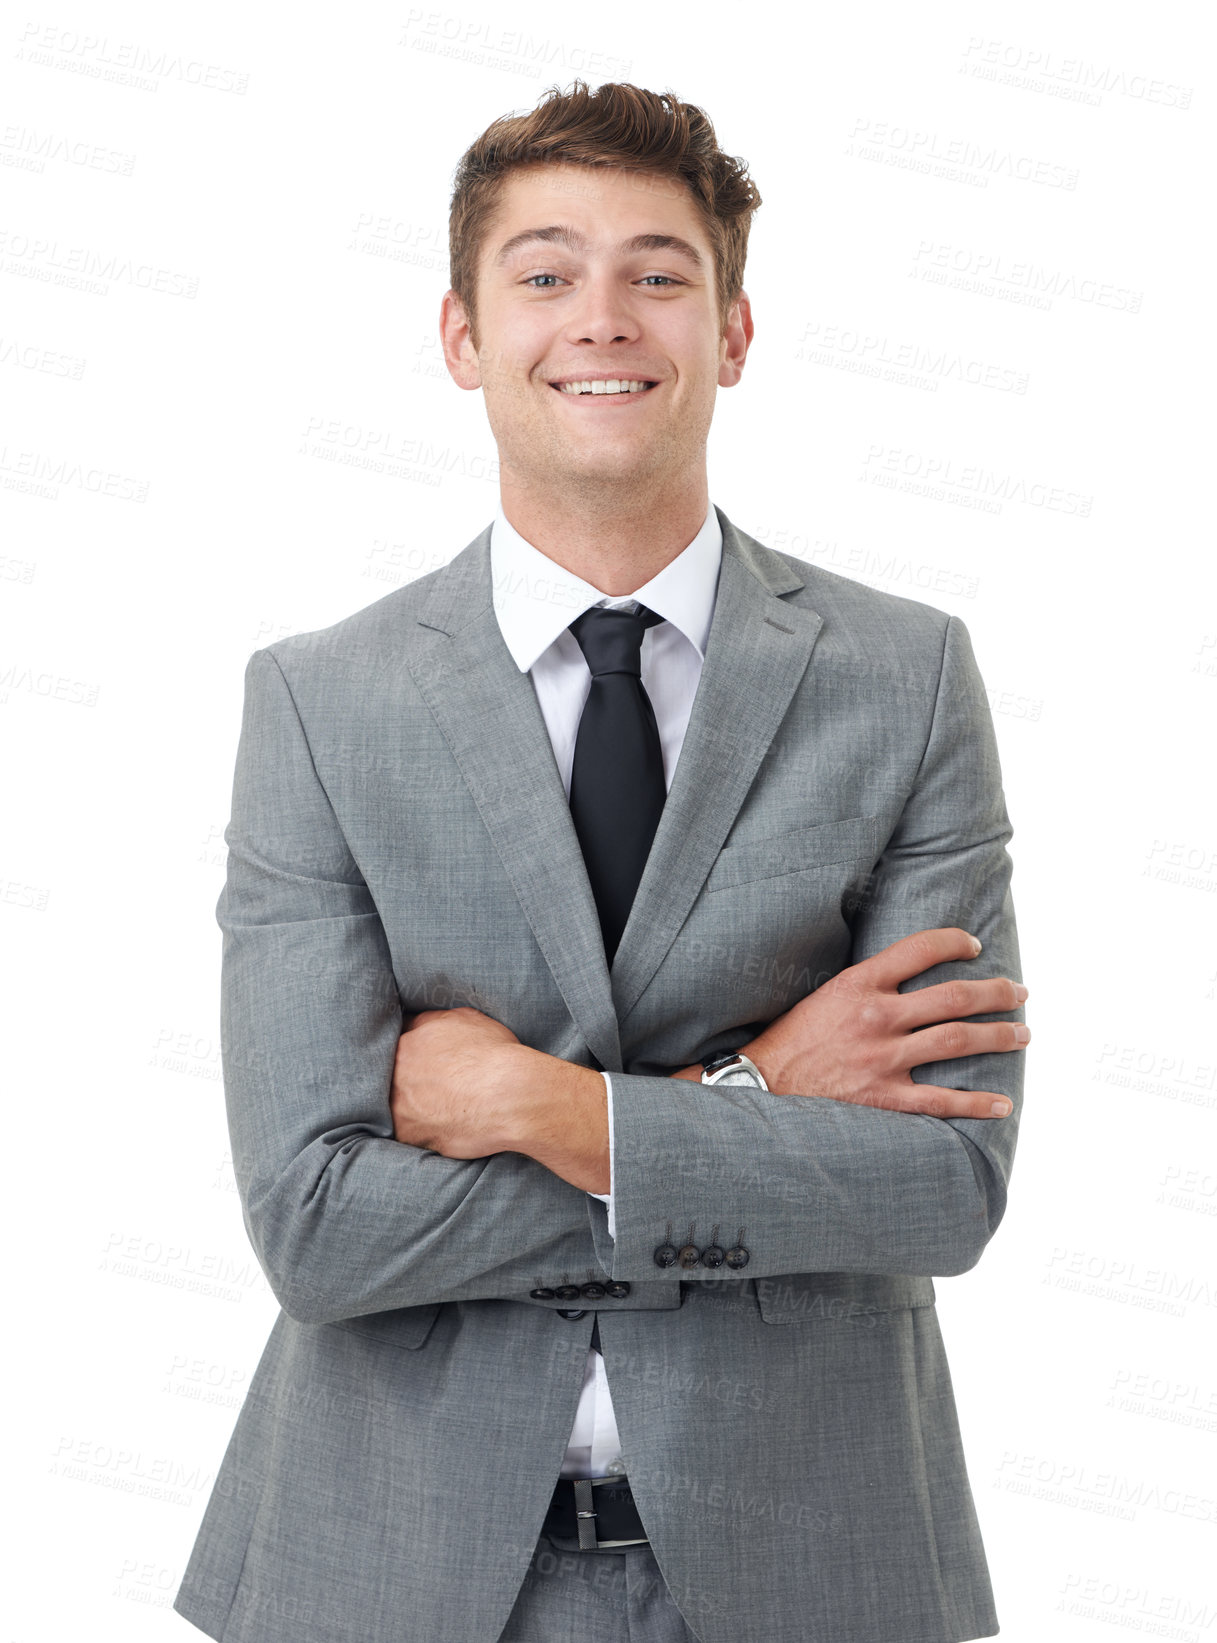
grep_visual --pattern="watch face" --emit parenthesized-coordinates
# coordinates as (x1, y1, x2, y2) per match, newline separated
(702, 1052, 766, 1090)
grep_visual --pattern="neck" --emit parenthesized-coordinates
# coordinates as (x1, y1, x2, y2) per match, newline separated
(498, 474, 710, 595)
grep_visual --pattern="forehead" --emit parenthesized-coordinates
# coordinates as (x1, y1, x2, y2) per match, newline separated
(482, 162, 712, 269)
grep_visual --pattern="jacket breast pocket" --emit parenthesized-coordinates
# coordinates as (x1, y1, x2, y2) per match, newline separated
(704, 815, 883, 894)
(327, 1301, 443, 1351)
(755, 1272, 935, 1326)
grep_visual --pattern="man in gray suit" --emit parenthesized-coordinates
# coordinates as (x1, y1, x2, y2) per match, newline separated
(174, 80, 1028, 1643)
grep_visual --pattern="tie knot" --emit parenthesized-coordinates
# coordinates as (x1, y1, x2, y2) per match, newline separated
(568, 604, 663, 679)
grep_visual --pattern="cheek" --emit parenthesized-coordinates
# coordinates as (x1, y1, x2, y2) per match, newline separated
(476, 314, 546, 380)
(676, 342, 725, 390)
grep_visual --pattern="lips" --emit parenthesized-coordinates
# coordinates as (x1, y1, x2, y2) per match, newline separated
(549, 381, 659, 398)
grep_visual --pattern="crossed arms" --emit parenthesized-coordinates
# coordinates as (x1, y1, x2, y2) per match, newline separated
(389, 926, 1028, 1194)
(217, 616, 1026, 1323)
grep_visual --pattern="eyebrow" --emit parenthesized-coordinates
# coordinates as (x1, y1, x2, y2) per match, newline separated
(491, 225, 706, 272)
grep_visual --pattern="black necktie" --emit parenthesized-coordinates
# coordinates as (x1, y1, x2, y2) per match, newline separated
(568, 603, 666, 1366)
(567, 604, 667, 967)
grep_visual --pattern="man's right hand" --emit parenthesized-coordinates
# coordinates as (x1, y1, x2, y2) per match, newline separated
(675, 927, 1028, 1121)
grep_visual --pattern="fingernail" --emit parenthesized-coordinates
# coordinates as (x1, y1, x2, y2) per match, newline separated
(1013, 1024, 1031, 1043)
(1013, 984, 1029, 1001)
(969, 935, 982, 954)
(991, 1100, 1012, 1117)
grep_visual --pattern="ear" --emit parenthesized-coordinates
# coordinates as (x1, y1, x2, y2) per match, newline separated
(718, 289, 754, 388)
(440, 289, 482, 390)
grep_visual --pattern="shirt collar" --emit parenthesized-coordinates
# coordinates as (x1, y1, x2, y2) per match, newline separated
(489, 499, 722, 673)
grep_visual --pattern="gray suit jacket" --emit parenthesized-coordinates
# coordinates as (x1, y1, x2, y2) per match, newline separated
(174, 506, 1024, 1643)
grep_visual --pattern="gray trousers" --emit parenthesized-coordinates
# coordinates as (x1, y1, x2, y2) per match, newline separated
(495, 1531, 709, 1642)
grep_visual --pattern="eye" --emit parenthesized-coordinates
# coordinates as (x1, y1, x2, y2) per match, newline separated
(520, 272, 684, 290)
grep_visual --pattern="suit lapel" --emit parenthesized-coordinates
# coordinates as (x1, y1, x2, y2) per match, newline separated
(609, 510, 823, 1027)
(405, 509, 824, 1069)
(406, 525, 623, 1073)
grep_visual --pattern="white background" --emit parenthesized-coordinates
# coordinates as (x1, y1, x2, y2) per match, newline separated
(3, 2, 1214, 1639)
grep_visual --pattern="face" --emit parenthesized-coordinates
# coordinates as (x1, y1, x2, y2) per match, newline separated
(441, 162, 752, 504)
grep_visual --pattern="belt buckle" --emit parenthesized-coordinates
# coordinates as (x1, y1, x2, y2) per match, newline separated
(572, 1476, 649, 1551)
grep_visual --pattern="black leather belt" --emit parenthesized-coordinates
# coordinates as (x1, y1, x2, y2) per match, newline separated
(543, 1474, 649, 1551)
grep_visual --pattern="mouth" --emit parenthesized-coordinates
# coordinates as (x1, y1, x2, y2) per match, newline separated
(548, 378, 660, 399)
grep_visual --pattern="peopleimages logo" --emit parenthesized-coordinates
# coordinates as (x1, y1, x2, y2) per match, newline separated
(846, 118, 1079, 189)
(960, 37, 1192, 109)
(859, 445, 1093, 517)
(0, 229, 199, 297)
(910, 241, 1143, 314)
(14, 23, 250, 93)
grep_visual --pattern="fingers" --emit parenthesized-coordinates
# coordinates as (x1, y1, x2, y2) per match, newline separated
(880, 1085, 1015, 1120)
(861, 927, 985, 992)
(894, 1018, 1030, 1071)
(807, 1079, 1014, 1120)
(894, 975, 1027, 1028)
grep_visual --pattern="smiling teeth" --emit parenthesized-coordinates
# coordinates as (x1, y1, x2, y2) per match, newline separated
(558, 379, 653, 395)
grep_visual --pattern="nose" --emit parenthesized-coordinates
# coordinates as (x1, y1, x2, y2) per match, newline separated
(563, 271, 642, 348)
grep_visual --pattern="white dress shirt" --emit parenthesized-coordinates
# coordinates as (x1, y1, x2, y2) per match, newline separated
(489, 497, 722, 1479)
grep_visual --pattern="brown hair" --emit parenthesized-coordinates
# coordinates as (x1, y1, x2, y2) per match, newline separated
(448, 79, 762, 352)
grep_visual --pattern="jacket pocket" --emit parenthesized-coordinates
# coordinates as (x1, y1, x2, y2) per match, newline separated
(755, 1272, 935, 1326)
(705, 815, 883, 893)
(328, 1301, 443, 1351)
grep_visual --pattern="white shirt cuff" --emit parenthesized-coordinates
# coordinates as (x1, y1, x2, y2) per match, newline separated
(586, 1070, 616, 1241)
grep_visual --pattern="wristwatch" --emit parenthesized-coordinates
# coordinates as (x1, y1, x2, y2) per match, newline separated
(701, 1050, 769, 1090)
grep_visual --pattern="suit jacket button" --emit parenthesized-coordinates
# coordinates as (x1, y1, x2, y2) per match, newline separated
(653, 1244, 679, 1268)
(605, 1281, 631, 1299)
(701, 1244, 725, 1268)
(678, 1244, 701, 1269)
(725, 1245, 750, 1269)
(529, 1287, 556, 1299)
(581, 1282, 607, 1299)
(557, 1308, 587, 1320)
(554, 1284, 582, 1301)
